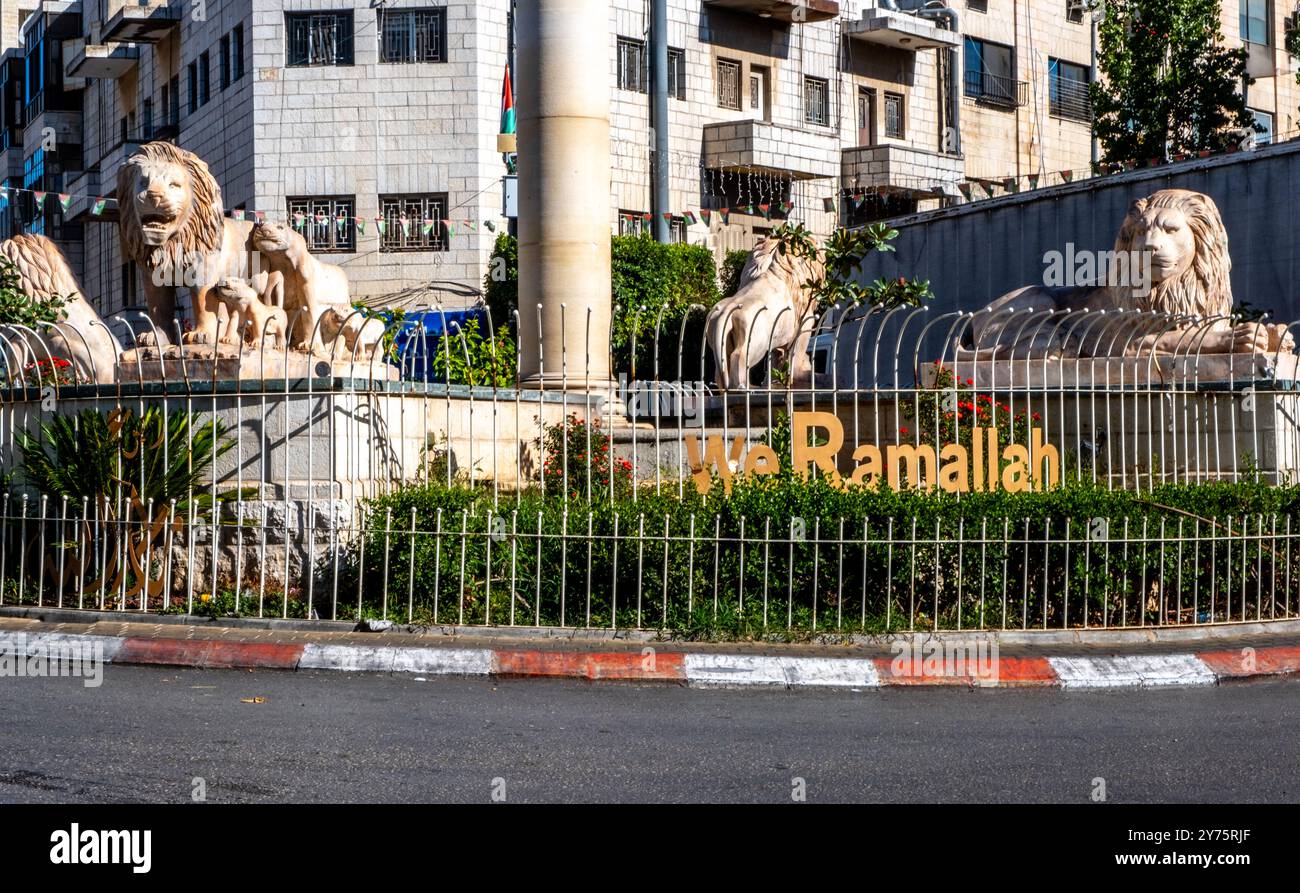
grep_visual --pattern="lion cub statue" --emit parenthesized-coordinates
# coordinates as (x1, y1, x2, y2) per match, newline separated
(318, 306, 386, 360)
(212, 272, 289, 349)
(251, 220, 350, 351)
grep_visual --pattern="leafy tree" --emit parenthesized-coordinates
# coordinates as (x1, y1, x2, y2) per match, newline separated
(1090, 0, 1256, 167)
(773, 221, 934, 312)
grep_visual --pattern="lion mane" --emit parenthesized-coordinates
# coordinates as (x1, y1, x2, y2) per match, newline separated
(116, 141, 225, 274)
(737, 235, 825, 320)
(0, 233, 82, 302)
(1111, 188, 1232, 318)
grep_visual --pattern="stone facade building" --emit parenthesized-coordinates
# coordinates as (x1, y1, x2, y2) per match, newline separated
(0, 0, 1294, 316)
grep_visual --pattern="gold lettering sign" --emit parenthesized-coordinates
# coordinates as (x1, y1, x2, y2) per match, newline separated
(685, 411, 1059, 494)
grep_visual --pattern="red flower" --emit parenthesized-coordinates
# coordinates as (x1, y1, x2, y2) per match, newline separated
(899, 425, 909, 435)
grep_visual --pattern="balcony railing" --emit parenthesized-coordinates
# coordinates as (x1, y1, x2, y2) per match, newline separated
(1050, 78, 1092, 123)
(963, 70, 1028, 109)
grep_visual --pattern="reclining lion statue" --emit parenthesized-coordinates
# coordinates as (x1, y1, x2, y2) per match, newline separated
(117, 141, 255, 346)
(705, 235, 825, 390)
(967, 188, 1293, 358)
(0, 234, 120, 383)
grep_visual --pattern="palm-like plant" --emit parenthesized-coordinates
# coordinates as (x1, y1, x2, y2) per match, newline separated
(16, 406, 239, 519)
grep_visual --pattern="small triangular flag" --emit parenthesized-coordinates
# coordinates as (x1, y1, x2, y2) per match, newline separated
(377, 218, 388, 236)
(744, 203, 754, 215)
(980, 180, 995, 197)
(718, 208, 729, 224)
(852, 193, 865, 209)
(293, 211, 306, 229)
(957, 182, 972, 200)
(356, 217, 366, 235)
(758, 203, 771, 219)
(399, 215, 410, 237)
(1060, 170, 1074, 183)
(92, 199, 107, 216)
(1002, 177, 1017, 193)
(233, 209, 245, 221)
(684, 210, 697, 225)
(699, 209, 711, 224)
(314, 212, 326, 224)
(781, 201, 793, 214)
(335, 212, 345, 233)
(464, 219, 476, 231)
(1027, 174, 1039, 190)
(33, 191, 47, 209)
(1147, 157, 1162, 167)
(662, 212, 673, 223)
(56, 193, 71, 213)
(442, 219, 455, 238)
(421, 218, 434, 236)
(254, 211, 265, 223)
(641, 212, 652, 223)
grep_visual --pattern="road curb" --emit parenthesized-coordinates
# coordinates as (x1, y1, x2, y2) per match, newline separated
(2, 629, 1297, 690)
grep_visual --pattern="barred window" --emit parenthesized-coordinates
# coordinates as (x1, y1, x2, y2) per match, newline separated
(379, 193, 448, 252)
(884, 92, 904, 138)
(380, 9, 447, 63)
(667, 48, 685, 100)
(618, 210, 647, 236)
(286, 12, 354, 67)
(617, 37, 646, 93)
(287, 195, 356, 253)
(804, 76, 828, 126)
(717, 58, 741, 110)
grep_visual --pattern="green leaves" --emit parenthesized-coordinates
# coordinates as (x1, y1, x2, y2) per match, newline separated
(0, 256, 67, 329)
(773, 220, 931, 312)
(432, 317, 516, 388)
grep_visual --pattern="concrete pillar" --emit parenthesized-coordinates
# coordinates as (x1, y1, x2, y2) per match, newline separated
(516, 0, 613, 390)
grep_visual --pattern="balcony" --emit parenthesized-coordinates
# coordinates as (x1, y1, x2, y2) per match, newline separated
(841, 144, 964, 197)
(1049, 78, 1091, 123)
(66, 41, 140, 79)
(842, 9, 961, 52)
(101, 0, 181, 44)
(703, 119, 840, 180)
(963, 70, 1028, 109)
(702, 0, 839, 24)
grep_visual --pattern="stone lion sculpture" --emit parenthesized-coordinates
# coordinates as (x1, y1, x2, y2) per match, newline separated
(116, 141, 255, 345)
(0, 234, 120, 383)
(705, 235, 825, 390)
(211, 274, 288, 349)
(318, 306, 385, 360)
(251, 220, 350, 352)
(967, 188, 1293, 358)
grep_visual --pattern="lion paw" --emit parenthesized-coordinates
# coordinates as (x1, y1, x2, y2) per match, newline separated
(1230, 322, 1272, 355)
(183, 329, 214, 345)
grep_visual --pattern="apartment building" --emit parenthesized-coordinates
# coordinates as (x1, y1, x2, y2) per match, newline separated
(0, 0, 1294, 317)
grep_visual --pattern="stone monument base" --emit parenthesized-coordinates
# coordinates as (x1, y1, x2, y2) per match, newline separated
(116, 344, 400, 382)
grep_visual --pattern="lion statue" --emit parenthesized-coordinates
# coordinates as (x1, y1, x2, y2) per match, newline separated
(251, 220, 350, 352)
(0, 234, 121, 383)
(705, 235, 825, 390)
(211, 274, 288, 349)
(967, 188, 1293, 358)
(116, 141, 255, 345)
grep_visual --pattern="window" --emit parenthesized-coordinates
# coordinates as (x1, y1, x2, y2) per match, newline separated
(220, 35, 231, 90)
(884, 92, 904, 138)
(964, 37, 1021, 107)
(669, 216, 687, 244)
(187, 61, 198, 113)
(380, 8, 447, 63)
(121, 262, 137, 308)
(1250, 108, 1274, 145)
(617, 37, 645, 93)
(717, 58, 741, 109)
(199, 52, 210, 105)
(160, 83, 169, 124)
(804, 76, 829, 126)
(1049, 58, 1090, 121)
(379, 194, 449, 251)
(667, 47, 685, 100)
(1241, 0, 1270, 45)
(169, 75, 180, 123)
(967, 0, 987, 11)
(1066, 0, 1084, 24)
(233, 25, 244, 81)
(618, 210, 647, 236)
(286, 12, 355, 67)
(142, 98, 153, 138)
(287, 196, 356, 252)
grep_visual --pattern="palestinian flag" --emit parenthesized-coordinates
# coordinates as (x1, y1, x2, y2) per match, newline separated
(500, 64, 516, 138)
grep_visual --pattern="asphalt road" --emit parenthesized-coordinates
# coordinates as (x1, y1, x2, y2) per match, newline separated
(0, 667, 1296, 803)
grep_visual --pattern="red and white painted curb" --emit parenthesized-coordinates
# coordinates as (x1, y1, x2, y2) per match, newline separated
(3, 630, 1299, 689)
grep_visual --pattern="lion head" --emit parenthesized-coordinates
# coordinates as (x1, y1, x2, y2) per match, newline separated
(251, 220, 300, 256)
(1112, 189, 1232, 318)
(739, 235, 826, 320)
(116, 141, 224, 272)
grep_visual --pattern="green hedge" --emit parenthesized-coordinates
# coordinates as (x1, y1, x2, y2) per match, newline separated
(334, 476, 1300, 637)
(483, 232, 725, 379)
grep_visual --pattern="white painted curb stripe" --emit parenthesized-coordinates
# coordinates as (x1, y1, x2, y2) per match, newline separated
(0, 631, 124, 662)
(299, 644, 492, 676)
(1047, 654, 1216, 688)
(684, 654, 881, 688)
